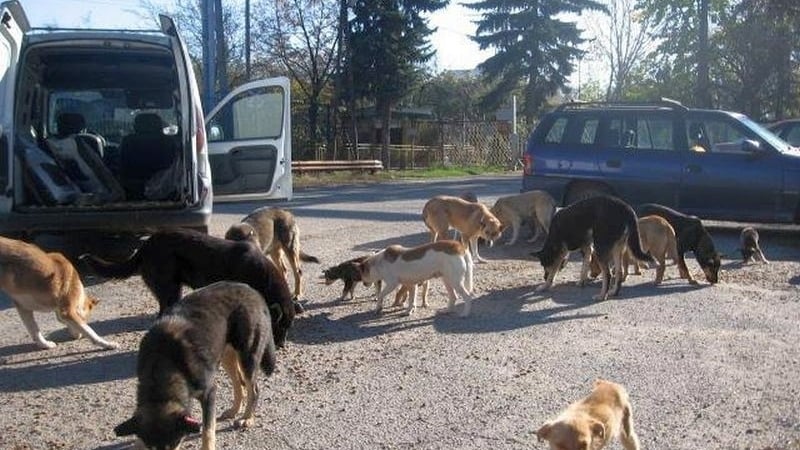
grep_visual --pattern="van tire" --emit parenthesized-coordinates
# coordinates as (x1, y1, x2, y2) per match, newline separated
(565, 185, 611, 206)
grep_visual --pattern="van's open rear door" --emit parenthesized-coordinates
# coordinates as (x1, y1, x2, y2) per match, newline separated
(205, 77, 292, 199)
(0, 1, 27, 206)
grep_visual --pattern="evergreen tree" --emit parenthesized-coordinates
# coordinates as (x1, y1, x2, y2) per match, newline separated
(467, 0, 605, 121)
(348, 0, 447, 167)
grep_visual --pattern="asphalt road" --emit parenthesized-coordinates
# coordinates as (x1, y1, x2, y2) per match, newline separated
(1, 174, 799, 450)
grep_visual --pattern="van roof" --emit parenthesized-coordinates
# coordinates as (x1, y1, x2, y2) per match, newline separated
(26, 29, 172, 47)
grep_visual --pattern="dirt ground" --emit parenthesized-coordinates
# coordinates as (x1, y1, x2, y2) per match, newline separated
(1, 175, 799, 450)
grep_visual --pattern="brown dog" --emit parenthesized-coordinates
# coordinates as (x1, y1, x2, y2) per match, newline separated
(0, 236, 117, 350)
(623, 215, 680, 284)
(537, 379, 641, 450)
(490, 190, 556, 245)
(740, 226, 768, 264)
(422, 195, 503, 263)
(225, 207, 320, 299)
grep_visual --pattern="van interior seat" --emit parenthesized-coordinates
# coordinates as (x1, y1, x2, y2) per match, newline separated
(119, 113, 178, 199)
(54, 112, 105, 158)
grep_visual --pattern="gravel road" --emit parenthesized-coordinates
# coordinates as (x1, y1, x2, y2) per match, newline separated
(1, 174, 799, 450)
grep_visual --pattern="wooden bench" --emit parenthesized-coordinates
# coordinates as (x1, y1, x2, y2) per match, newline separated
(292, 160, 384, 175)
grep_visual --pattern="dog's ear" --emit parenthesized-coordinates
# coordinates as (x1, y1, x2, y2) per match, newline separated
(177, 415, 202, 434)
(536, 422, 552, 441)
(114, 416, 139, 437)
(590, 419, 605, 441)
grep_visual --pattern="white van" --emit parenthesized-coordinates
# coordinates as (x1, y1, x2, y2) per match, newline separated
(0, 1, 291, 236)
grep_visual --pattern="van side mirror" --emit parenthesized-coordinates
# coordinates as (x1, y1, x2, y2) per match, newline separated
(208, 124, 223, 142)
(742, 139, 761, 152)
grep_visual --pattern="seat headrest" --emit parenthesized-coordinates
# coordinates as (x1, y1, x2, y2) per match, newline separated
(56, 112, 86, 136)
(133, 113, 165, 135)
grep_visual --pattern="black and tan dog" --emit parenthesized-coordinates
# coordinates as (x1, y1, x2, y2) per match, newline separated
(533, 195, 653, 301)
(637, 203, 721, 284)
(322, 255, 373, 301)
(114, 281, 277, 450)
(225, 207, 320, 300)
(81, 228, 295, 348)
(740, 226, 768, 264)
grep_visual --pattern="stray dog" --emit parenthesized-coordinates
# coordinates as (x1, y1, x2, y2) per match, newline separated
(81, 228, 295, 348)
(0, 235, 117, 350)
(114, 281, 276, 450)
(225, 207, 320, 299)
(322, 255, 376, 301)
(623, 215, 680, 284)
(422, 195, 503, 263)
(537, 379, 641, 450)
(490, 190, 557, 245)
(355, 240, 474, 316)
(637, 203, 721, 284)
(740, 226, 768, 264)
(533, 195, 654, 301)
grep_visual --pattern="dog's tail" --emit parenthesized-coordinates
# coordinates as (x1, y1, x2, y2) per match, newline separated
(80, 250, 143, 279)
(626, 212, 655, 264)
(299, 251, 320, 264)
(463, 245, 474, 292)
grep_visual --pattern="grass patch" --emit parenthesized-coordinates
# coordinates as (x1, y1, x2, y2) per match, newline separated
(292, 165, 511, 188)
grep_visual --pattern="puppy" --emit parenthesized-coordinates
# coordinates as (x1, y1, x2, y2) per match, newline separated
(740, 226, 768, 264)
(622, 215, 680, 284)
(637, 203, 721, 284)
(225, 207, 320, 299)
(355, 240, 474, 316)
(422, 195, 503, 263)
(490, 190, 557, 245)
(81, 228, 295, 348)
(322, 255, 375, 301)
(0, 235, 117, 350)
(534, 195, 653, 301)
(537, 379, 641, 450)
(114, 281, 276, 450)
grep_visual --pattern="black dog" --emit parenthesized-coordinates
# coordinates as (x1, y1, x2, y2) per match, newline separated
(533, 195, 653, 301)
(322, 255, 373, 301)
(81, 228, 295, 347)
(740, 226, 768, 264)
(637, 203, 721, 284)
(115, 282, 277, 450)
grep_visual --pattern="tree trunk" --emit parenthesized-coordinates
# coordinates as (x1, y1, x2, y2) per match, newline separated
(214, 0, 228, 98)
(696, 0, 711, 108)
(381, 103, 392, 169)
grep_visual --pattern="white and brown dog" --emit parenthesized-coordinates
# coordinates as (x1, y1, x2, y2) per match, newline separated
(537, 379, 641, 450)
(355, 240, 474, 316)
(0, 235, 117, 350)
(422, 195, 503, 263)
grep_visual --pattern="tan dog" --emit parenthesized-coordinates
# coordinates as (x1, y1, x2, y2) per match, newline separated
(422, 195, 503, 263)
(225, 207, 319, 299)
(537, 379, 641, 450)
(355, 240, 474, 316)
(0, 236, 117, 350)
(622, 215, 680, 284)
(490, 190, 556, 245)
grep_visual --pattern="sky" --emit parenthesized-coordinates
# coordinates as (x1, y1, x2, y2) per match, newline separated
(17, 0, 493, 71)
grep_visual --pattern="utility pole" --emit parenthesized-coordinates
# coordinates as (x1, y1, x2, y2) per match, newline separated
(245, 0, 251, 81)
(201, 0, 217, 112)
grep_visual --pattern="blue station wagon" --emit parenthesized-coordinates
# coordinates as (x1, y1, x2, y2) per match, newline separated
(521, 100, 800, 223)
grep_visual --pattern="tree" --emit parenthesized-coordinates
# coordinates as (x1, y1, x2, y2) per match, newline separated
(412, 71, 487, 121)
(347, 0, 447, 168)
(253, 0, 340, 158)
(586, 0, 654, 101)
(466, 0, 606, 122)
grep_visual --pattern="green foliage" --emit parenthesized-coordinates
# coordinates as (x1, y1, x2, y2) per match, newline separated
(410, 71, 489, 120)
(466, 0, 606, 121)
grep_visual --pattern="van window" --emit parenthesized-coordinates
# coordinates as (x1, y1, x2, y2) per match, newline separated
(207, 86, 285, 141)
(605, 117, 674, 151)
(543, 117, 567, 144)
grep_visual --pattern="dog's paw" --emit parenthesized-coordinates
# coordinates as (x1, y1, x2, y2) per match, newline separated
(233, 417, 255, 429)
(102, 341, 120, 350)
(36, 340, 57, 350)
(592, 293, 608, 301)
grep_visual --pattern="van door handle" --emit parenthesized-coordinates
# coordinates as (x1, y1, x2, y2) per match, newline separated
(685, 164, 702, 173)
(605, 159, 621, 168)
